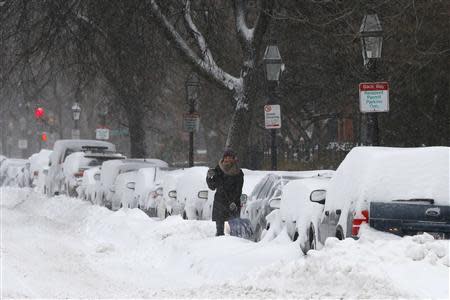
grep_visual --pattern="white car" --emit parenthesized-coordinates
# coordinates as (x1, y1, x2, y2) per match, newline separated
(0, 159, 30, 187)
(29, 149, 52, 189)
(45, 140, 116, 196)
(244, 170, 334, 241)
(175, 166, 209, 220)
(265, 177, 331, 253)
(112, 171, 138, 210)
(156, 169, 185, 218)
(63, 150, 125, 197)
(133, 167, 167, 215)
(96, 159, 168, 209)
(77, 166, 101, 203)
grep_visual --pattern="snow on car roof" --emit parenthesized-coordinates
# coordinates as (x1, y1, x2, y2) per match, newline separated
(325, 146, 450, 210)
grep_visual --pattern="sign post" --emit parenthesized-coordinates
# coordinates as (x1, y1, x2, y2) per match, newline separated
(264, 105, 281, 129)
(183, 112, 200, 132)
(359, 82, 389, 113)
(96, 128, 110, 140)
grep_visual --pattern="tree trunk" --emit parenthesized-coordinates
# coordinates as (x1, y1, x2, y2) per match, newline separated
(126, 104, 147, 158)
(226, 69, 259, 167)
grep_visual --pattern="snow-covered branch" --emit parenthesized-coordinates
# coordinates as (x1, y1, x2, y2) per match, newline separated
(233, 0, 254, 43)
(149, 0, 241, 93)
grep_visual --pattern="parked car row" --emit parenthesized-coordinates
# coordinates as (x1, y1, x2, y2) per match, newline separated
(264, 146, 450, 254)
(2, 144, 448, 253)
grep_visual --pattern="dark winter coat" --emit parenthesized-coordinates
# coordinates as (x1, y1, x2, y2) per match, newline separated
(206, 161, 244, 221)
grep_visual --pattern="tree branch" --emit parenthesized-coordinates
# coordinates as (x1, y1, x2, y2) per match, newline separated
(149, 0, 241, 93)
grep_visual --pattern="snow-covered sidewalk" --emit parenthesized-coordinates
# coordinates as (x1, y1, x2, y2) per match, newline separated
(1, 188, 448, 298)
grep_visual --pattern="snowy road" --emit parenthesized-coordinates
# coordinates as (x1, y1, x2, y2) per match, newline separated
(1, 188, 449, 298)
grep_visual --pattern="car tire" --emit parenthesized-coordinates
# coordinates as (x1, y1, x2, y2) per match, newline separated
(293, 231, 299, 242)
(182, 211, 187, 220)
(254, 224, 262, 242)
(164, 209, 170, 218)
(336, 226, 344, 240)
(301, 224, 317, 255)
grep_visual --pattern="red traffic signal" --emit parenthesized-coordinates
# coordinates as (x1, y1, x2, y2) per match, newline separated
(35, 107, 45, 119)
(41, 132, 48, 142)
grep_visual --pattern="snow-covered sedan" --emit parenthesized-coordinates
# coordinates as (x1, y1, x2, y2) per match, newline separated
(112, 171, 138, 210)
(264, 177, 331, 253)
(45, 139, 116, 196)
(0, 158, 30, 187)
(28, 149, 52, 188)
(133, 167, 168, 215)
(96, 159, 168, 209)
(62, 150, 125, 197)
(175, 166, 209, 220)
(77, 166, 101, 203)
(156, 169, 185, 218)
(245, 170, 334, 241)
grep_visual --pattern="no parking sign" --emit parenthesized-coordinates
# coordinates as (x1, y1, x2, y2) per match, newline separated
(264, 105, 281, 129)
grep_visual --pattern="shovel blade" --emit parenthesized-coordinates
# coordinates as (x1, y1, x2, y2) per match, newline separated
(228, 218, 253, 240)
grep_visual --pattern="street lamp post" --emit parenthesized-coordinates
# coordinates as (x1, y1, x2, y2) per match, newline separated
(71, 102, 81, 139)
(185, 73, 200, 167)
(360, 14, 383, 146)
(263, 43, 283, 170)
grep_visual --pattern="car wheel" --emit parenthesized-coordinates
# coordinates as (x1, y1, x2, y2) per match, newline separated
(336, 226, 344, 240)
(293, 231, 299, 242)
(164, 209, 170, 218)
(182, 211, 187, 220)
(254, 224, 262, 242)
(309, 226, 317, 250)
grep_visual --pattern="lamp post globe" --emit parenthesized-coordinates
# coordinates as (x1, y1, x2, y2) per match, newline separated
(185, 73, 200, 111)
(263, 44, 283, 82)
(359, 14, 383, 66)
(72, 102, 81, 121)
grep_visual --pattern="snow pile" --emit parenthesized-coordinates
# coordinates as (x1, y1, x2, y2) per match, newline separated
(1, 188, 448, 298)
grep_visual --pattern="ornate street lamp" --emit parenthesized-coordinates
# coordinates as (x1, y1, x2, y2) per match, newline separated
(360, 14, 383, 67)
(360, 14, 384, 146)
(71, 102, 81, 139)
(185, 73, 200, 167)
(263, 44, 283, 83)
(263, 43, 283, 170)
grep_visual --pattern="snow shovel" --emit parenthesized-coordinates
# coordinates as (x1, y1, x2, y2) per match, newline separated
(227, 217, 253, 240)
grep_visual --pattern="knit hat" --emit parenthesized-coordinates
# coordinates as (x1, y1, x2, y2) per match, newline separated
(223, 149, 236, 159)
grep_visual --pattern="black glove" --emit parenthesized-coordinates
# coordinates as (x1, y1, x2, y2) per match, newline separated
(229, 202, 237, 211)
(207, 168, 216, 178)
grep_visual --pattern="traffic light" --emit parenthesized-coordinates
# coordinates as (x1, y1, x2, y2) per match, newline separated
(35, 107, 45, 119)
(41, 132, 48, 142)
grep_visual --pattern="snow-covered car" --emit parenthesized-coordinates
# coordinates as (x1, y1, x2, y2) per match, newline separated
(265, 177, 331, 253)
(45, 140, 116, 196)
(77, 166, 101, 203)
(315, 146, 450, 246)
(112, 171, 138, 210)
(202, 170, 269, 221)
(62, 150, 125, 197)
(95, 159, 168, 209)
(175, 166, 209, 220)
(0, 159, 30, 187)
(133, 167, 168, 216)
(245, 170, 334, 241)
(156, 169, 185, 218)
(29, 149, 52, 188)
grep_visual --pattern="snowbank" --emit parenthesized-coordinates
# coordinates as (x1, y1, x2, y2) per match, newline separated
(1, 187, 448, 298)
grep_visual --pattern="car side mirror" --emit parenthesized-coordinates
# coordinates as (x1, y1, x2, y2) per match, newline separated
(310, 189, 326, 204)
(94, 173, 100, 181)
(168, 190, 177, 199)
(198, 190, 208, 199)
(240, 194, 248, 204)
(268, 198, 281, 209)
(126, 182, 136, 190)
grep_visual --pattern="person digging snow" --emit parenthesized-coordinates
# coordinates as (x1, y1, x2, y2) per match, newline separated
(206, 149, 244, 236)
